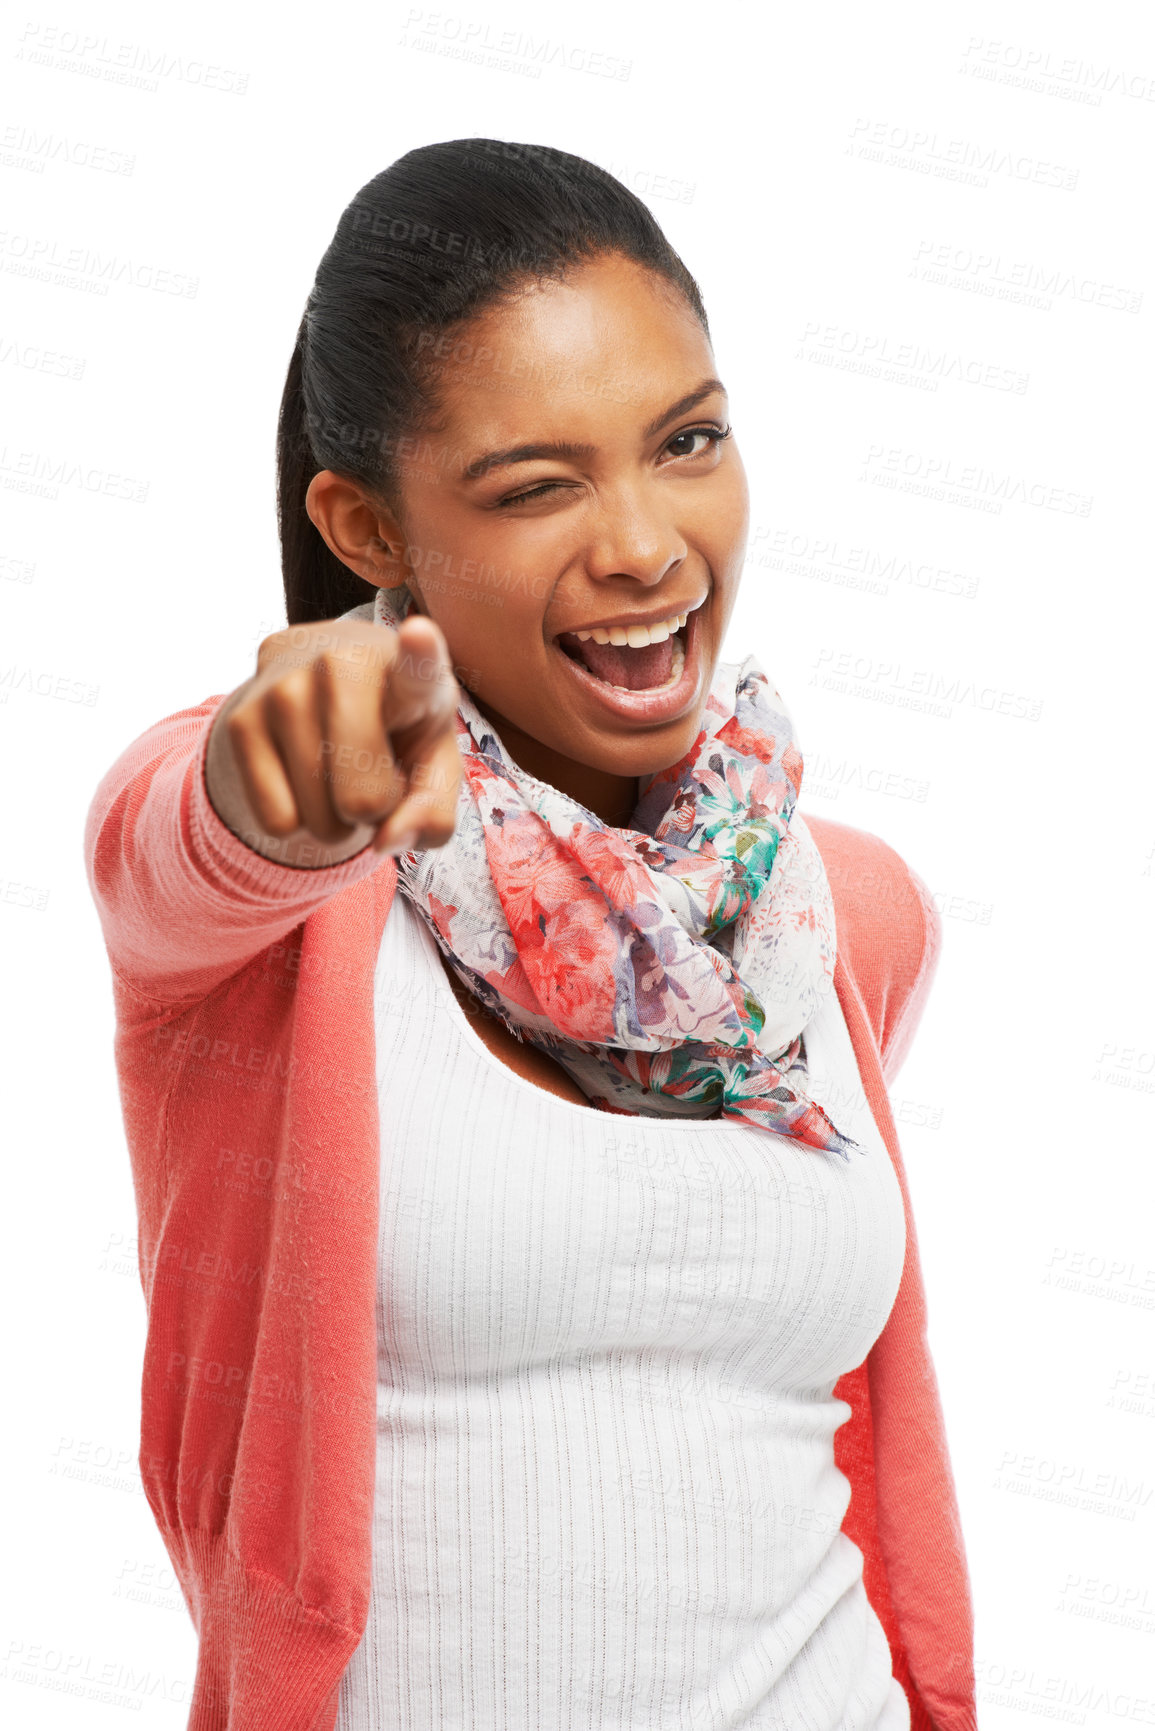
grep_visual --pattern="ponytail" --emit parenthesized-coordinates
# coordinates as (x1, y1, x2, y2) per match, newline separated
(276, 314, 377, 627)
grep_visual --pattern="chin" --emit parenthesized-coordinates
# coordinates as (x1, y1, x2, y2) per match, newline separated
(588, 709, 706, 776)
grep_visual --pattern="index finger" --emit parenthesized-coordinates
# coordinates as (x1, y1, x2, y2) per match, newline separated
(373, 615, 462, 853)
(373, 722, 463, 855)
(380, 614, 459, 737)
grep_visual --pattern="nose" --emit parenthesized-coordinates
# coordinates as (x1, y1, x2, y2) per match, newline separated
(580, 487, 688, 589)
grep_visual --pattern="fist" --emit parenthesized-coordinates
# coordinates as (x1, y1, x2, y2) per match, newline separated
(208, 613, 463, 858)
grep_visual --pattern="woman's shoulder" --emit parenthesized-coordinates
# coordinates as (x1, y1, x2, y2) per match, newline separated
(802, 811, 942, 1081)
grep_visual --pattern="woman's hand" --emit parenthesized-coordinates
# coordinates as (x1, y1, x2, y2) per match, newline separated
(205, 613, 463, 867)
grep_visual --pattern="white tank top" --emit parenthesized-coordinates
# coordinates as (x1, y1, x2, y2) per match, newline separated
(336, 890, 911, 1730)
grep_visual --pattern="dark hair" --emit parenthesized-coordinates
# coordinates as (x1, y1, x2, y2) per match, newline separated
(276, 138, 709, 625)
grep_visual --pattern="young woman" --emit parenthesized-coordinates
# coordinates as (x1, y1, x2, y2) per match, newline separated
(85, 140, 977, 1731)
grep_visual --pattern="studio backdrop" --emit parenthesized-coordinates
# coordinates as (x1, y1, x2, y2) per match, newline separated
(2, 1, 1153, 1726)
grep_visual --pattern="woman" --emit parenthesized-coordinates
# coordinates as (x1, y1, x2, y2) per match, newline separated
(85, 139, 977, 1730)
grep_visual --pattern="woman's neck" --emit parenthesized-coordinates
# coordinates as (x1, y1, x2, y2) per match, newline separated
(472, 696, 640, 828)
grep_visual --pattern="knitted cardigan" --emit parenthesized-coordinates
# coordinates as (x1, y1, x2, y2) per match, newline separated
(84, 694, 978, 1731)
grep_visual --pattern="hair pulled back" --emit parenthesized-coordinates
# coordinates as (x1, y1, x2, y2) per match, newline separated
(277, 138, 708, 624)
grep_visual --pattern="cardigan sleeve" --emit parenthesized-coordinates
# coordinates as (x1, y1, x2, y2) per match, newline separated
(803, 813, 943, 1080)
(83, 696, 392, 1007)
(878, 864, 942, 1084)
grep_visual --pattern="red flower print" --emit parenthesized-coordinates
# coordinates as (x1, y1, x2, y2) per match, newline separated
(717, 716, 777, 765)
(429, 893, 459, 941)
(486, 817, 574, 932)
(571, 827, 655, 913)
(526, 896, 619, 1038)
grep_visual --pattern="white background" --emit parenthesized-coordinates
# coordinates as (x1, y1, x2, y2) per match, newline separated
(3, 0, 1154, 1724)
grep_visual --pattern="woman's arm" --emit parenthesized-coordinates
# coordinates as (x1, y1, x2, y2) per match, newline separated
(83, 614, 462, 1006)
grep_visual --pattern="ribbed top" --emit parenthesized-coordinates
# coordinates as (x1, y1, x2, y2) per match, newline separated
(337, 891, 910, 1729)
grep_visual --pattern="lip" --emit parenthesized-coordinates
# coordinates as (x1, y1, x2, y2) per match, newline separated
(550, 595, 705, 727)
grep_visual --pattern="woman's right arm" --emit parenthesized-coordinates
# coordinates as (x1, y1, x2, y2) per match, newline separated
(84, 613, 463, 1005)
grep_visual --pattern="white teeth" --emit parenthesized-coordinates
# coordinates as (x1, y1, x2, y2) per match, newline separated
(573, 606, 691, 648)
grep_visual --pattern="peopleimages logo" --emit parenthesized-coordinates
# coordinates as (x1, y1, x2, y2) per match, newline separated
(810, 648, 1044, 723)
(0, 122, 135, 175)
(15, 21, 249, 95)
(911, 239, 1143, 313)
(749, 526, 980, 602)
(398, 11, 632, 80)
(0, 664, 99, 703)
(803, 754, 930, 804)
(860, 443, 1093, 516)
(959, 36, 1155, 104)
(0, 444, 148, 503)
(847, 117, 1079, 189)
(0, 228, 198, 297)
(795, 321, 1029, 394)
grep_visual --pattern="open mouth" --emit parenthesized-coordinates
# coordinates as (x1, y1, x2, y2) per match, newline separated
(553, 607, 695, 693)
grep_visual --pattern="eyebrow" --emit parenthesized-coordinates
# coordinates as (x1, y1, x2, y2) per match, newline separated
(461, 377, 728, 480)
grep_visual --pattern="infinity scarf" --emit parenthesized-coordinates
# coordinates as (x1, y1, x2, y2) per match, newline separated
(372, 585, 863, 1161)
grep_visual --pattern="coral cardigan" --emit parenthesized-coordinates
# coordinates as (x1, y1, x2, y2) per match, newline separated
(83, 696, 978, 1731)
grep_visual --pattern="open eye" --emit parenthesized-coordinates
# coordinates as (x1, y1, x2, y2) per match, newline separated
(664, 423, 733, 460)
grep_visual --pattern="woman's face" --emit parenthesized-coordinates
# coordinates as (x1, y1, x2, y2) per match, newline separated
(324, 252, 749, 822)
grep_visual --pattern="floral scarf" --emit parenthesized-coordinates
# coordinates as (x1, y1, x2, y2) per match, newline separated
(372, 585, 863, 1161)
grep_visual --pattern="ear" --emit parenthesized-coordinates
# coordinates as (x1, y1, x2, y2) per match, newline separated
(304, 470, 410, 590)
